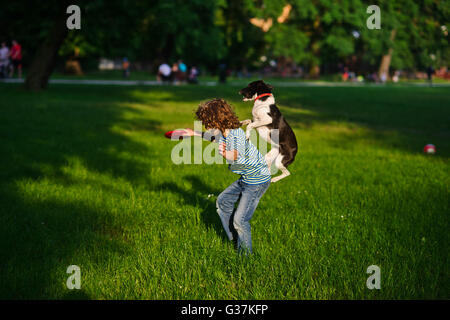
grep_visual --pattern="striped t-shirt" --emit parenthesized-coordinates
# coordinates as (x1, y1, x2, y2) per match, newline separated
(218, 128, 271, 185)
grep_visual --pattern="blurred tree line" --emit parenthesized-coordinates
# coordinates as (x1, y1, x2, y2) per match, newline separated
(0, 0, 448, 90)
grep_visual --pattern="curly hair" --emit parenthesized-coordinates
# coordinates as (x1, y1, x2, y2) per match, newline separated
(195, 98, 241, 133)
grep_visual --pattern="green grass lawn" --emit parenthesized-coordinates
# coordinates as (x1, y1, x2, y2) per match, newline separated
(0, 82, 448, 299)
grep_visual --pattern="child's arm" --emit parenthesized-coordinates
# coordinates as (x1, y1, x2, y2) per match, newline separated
(218, 143, 238, 161)
(184, 129, 237, 161)
(226, 131, 267, 175)
(184, 128, 216, 142)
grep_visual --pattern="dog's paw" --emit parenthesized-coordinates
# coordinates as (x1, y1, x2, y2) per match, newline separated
(240, 119, 252, 126)
(245, 130, 251, 140)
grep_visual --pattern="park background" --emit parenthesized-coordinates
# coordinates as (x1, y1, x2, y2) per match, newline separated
(0, 0, 449, 299)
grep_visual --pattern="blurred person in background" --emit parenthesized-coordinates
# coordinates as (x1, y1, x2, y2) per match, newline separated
(392, 70, 400, 83)
(342, 67, 349, 81)
(171, 62, 179, 84)
(427, 66, 434, 86)
(0, 41, 10, 78)
(218, 61, 227, 83)
(9, 40, 22, 78)
(187, 66, 199, 84)
(177, 60, 187, 82)
(122, 57, 130, 78)
(157, 62, 171, 83)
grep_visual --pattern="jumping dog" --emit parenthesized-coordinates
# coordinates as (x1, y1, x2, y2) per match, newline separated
(239, 80, 298, 183)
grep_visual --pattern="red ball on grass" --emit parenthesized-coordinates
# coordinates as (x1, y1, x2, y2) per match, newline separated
(423, 144, 436, 154)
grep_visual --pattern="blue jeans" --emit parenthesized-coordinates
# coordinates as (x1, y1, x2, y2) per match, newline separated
(216, 179, 270, 254)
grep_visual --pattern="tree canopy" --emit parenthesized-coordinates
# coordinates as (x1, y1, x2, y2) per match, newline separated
(0, 0, 447, 89)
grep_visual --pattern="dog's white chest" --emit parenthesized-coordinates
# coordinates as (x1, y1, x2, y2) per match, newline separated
(252, 104, 270, 121)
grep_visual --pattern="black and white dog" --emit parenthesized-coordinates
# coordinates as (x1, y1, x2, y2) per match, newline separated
(239, 80, 298, 183)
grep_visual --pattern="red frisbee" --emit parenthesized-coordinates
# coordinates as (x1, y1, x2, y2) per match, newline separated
(165, 129, 189, 140)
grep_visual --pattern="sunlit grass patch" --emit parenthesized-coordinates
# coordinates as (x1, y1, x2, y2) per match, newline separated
(0, 83, 448, 299)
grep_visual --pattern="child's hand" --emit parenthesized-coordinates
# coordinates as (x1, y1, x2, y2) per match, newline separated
(219, 143, 238, 161)
(184, 128, 197, 136)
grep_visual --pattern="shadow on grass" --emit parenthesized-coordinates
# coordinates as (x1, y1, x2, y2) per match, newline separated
(126, 84, 450, 157)
(0, 84, 160, 298)
(155, 175, 239, 244)
(1, 83, 448, 298)
(275, 86, 450, 157)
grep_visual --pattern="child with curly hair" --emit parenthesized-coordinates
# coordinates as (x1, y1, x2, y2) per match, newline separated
(184, 98, 271, 255)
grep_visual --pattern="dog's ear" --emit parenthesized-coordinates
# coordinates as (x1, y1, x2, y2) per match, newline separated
(249, 81, 260, 95)
(258, 81, 273, 93)
(250, 81, 259, 89)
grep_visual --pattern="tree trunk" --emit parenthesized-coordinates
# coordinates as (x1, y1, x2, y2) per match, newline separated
(378, 29, 397, 79)
(25, 10, 69, 91)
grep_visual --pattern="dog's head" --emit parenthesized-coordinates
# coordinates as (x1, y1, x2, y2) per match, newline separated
(239, 80, 273, 101)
